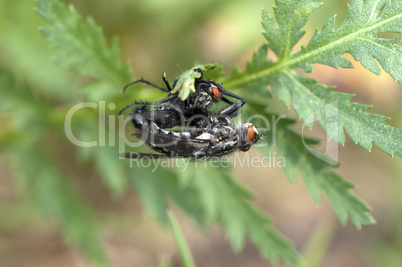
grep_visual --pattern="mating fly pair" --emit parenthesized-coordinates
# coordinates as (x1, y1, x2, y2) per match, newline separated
(119, 64, 265, 159)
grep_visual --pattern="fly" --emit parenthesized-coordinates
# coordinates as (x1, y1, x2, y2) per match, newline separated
(119, 66, 245, 129)
(129, 95, 245, 132)
(119, 115, 266, 159)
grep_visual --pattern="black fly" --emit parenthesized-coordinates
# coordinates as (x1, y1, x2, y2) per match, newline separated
(119, 67, 245, 129)
(119, 65, 265, 160)
(119, 114, 265, 159)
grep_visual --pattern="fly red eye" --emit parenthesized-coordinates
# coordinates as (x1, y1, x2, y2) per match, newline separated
(246, 125, 256, 142)
(211, 85, 221, 99)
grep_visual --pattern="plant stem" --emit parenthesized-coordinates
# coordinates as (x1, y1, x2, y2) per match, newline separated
(167, 207, 197, 267)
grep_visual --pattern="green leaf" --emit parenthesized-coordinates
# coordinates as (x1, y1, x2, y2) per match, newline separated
(273, 72, 402, 157)
(295, 0, 402, 81)
(88, 145, 128, 196)
(227, 44, 274, 96)
(179, 165, 299, 264)
(255, 110, 375, 228)
(127, 164, 206, 226)
(238, 91, 374, 228)
(170, 63, 216, 100)
(36, 0, 135, 195)
(262, 0, 322, 60)
(12, 144, 107, 266)
(0, 67, 107, 265)
(225, 0, 402, 158)
(222, 0, 400, 228)
(0, 66, 51, 135)
(36, 0, 132, 100)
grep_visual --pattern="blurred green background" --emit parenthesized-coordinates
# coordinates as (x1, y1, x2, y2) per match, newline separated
(0, 0, 401, 266)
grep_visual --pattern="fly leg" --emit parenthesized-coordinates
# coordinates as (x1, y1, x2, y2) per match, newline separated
(123, 78, 170, 93)
(219, 98, 245, 118)
(118, 95, 177, 117)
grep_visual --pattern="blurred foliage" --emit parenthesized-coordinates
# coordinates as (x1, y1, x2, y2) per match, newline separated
(0, 0, 401, 267)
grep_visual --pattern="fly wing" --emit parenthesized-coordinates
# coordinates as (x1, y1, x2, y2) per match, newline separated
(118, 152, 188, 159)
(132, 131, 211, 157)
(136, 109, 184, 129)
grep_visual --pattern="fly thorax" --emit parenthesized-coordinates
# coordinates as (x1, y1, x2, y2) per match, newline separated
(195, 92, 213, 110)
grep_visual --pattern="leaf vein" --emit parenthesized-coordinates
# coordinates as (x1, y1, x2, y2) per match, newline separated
(225, 11, 402, 88)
